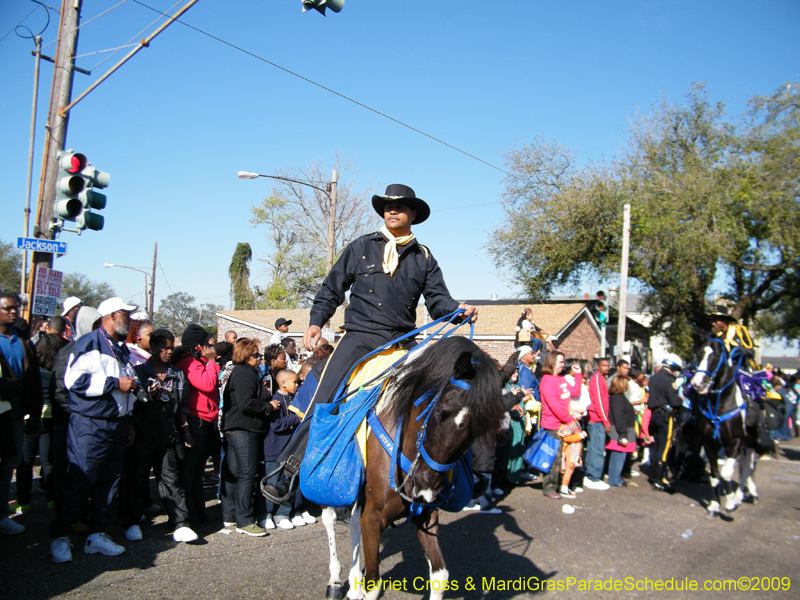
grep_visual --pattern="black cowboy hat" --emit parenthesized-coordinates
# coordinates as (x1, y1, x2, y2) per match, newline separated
(708, 305, 738, 324)
(371, 184, 431, 225)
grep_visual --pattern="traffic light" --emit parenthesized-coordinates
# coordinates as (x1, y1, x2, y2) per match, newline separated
(51, 150, 109, 234)
(302, 0, 344, 15)
(53, 151, 87, 224)
(76, 163, 109, 232)
(590, 290, 607, 328)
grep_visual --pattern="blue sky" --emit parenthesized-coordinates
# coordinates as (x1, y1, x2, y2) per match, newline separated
(1, 1, 799, 349)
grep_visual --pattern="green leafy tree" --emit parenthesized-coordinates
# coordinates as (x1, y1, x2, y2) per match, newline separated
(152, 292, 199, 336)
(152, 292, 223, 338)
(229, 243, 255, 310)
(0, 239, 22, 293)
(250, 153, 375, 308)
(59, 273, 116, 311)
(488, 83, 800, 356)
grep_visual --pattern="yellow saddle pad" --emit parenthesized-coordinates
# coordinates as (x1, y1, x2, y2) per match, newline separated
(346, 346, 408, 466)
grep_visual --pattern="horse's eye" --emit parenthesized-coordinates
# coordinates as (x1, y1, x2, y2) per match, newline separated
(437, 409, 450, 422)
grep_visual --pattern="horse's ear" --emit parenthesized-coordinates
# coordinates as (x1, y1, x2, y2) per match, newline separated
(453, 351, 477, 381)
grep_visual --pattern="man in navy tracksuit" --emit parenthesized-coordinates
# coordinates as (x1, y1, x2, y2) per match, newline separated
(49, 297, 139, 563)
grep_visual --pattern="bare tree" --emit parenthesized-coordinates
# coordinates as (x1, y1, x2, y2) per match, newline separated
(250, 153, 376, 307)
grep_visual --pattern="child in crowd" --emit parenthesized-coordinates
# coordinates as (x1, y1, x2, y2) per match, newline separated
(261, 370, 315, 529)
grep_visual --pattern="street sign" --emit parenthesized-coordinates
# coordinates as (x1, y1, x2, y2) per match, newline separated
(17, 237, 68, 255)
(32, 266, 63, 316)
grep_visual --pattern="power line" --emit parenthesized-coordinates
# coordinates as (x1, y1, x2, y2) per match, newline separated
(131, 0, 510, 177)
(1, 1, 47, 43)
(41, 0, 131, 51)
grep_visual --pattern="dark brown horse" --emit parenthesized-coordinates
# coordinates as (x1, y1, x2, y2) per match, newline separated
(321, 336, 503, 600)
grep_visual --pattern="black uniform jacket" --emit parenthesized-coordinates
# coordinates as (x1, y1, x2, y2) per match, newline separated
(309, 231, 460, 335)
(647, 368, 682, 410)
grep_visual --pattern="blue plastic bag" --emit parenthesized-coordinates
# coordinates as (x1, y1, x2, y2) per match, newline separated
(522, 429, 560, 474)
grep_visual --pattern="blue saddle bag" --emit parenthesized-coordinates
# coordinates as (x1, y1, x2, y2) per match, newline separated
(299, 384, 382, 507)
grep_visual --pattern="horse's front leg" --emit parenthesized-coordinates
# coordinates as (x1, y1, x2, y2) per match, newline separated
(705, 445, 722, 519)
(346, 503, 364, 600)
(720, 437, 744, 513)
(322, 507, 347, 600)
(734, 448, 759, 506)
(358, 501, 384, 600)
(414, 509, 449, 600)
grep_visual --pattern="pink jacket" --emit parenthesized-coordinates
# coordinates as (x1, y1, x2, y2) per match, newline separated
(587, 372, 610, 426)
(540, 372, 581, 431)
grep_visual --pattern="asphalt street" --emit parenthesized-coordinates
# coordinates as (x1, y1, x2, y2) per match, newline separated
(2, 444, 799, 600)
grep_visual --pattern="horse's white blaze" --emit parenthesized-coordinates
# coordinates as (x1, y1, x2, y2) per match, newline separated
(692, 346, 714, 391)
(454, 406, 469, 427)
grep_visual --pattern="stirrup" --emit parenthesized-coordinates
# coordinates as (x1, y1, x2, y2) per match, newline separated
(260, 457, 302, 504)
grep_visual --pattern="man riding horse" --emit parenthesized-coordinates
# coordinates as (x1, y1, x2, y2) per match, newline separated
(262, 184, 478, 504)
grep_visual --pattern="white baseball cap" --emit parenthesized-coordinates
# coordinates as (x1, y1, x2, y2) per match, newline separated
(61, 296, 82, 316)
(517, 345, 533, 358)
(97, 297, 138, 317)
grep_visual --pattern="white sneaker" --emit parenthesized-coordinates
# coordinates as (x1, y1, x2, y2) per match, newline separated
(583, 479, 610, 491)
(630, 470, 641, 477)
(491, 488, 505, 496)
(84, 533, 125, 556)
(124, 525, 143, 541)
(479, 507, 503, 515)
(300, 511, 317, 524)
(461, 500, 480, 511)
(50, 537, 73, 563)
(290, 515, 307, 528)
(172, 526, 199, 543)
(275, 517, 294, 530)
(259, 515, 276, 530)
(0, 516, 25, 535)
(223, 521, 236, 528)
(572, 486, 584, 493)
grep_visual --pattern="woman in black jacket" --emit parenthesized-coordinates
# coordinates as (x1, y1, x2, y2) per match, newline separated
(220, 338, 279, 536)
(605, 375, 636, 487)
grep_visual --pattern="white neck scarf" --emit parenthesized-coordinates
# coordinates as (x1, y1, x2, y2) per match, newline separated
(380, 225, 415, 276)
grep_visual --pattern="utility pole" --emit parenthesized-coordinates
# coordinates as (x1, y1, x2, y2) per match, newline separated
(616, 203, 631, 361)
(21, 36, 43, 297)
(149, 242, 158, 322)
(326, 168, 338, 275)
(25, 0, 81, 316)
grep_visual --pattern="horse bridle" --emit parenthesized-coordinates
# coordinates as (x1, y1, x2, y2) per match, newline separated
(368, 376, 472, 505)
(694, 338, 747, 439)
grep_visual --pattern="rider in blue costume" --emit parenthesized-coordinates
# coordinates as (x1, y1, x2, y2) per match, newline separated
(262, 184, 477, 504)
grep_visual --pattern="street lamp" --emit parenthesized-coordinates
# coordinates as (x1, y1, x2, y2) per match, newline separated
(237, 169, 338, 274)
(104, 262, 154, 321)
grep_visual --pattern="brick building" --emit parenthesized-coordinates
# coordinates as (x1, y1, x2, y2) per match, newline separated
(216, 299, 606, 366)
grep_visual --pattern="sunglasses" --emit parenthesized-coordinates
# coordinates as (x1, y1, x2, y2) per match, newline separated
(251, 352, 262, 359)
(0, 306, 19, 312)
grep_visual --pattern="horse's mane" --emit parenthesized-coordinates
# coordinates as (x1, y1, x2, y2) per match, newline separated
(382, 336, 503, 439)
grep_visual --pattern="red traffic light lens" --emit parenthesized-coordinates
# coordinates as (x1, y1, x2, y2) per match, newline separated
(596, 290, 606, 301)
(67, 153, 87, 174)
